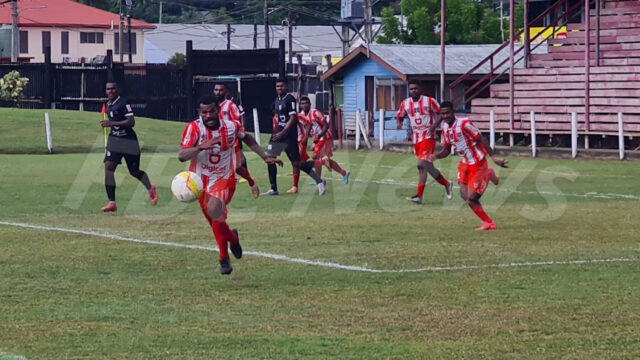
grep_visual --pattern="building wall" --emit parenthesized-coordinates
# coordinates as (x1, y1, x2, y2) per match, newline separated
(342, 56, 398, 117)
(19, 27, 145, 63)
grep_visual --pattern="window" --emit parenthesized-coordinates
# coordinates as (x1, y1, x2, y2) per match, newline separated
(42, 31, 51, 54)
(19, 30, 28, 53)
(375, 79, 406, 110)
(114, 32, 137, 55)
(80, 32, 104, 44)
(61, 31, 69, 54)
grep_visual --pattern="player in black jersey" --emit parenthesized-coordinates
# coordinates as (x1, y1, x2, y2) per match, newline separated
(100, 81, 157, 212)
(261, 78, 325, 196)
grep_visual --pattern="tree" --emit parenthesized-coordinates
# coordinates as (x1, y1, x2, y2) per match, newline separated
(377, 0, 506, 45)
(167, 53, 186, 66)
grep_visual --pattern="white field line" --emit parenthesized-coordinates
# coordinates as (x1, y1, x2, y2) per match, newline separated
(0, 350, 28, 360)
(285, 174, 640, 201)
(1, 221, 635, 274)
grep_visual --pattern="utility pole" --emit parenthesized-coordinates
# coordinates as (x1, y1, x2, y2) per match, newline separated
(440, 0, 446, 101)
(227, 23, 231, 50)
(263, 0, 269, 48)
(287, 7, 293, 66)
(253, 23, 257, 49)
(364, 0, 372, 57)
(11, 0, 18, 63)
(127, 14, 132, 63)
(119, 0, 124, 62)
(159, 1, 162, 24)
(500, 1, 504, 43)
(341, 25, 349, 58)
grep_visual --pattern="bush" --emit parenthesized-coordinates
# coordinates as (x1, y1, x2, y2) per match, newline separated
(0, 70, 30, 103)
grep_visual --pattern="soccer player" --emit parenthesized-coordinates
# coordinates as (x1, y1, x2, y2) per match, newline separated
(298, 96, 350, 184)
(285, 106, 312, 194)
(430, 101, 507, 231)
(396, 80, 451, 205)
(179, 95, 282, 274)
(100, 81, 157, 212)
(261, 78, 326, 196)
(213, 83, 259, 199)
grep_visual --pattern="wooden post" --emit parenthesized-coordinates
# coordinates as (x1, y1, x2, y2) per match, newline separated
(253, 108, 261, 146)
(379, 108, 384, 150)
(278, 40, 286, 79)
(524, 0, 529, 68)
(43, 46, 52, 109)
(355, 109, 361, 150)
(490, 110, 496, 150)
(509, 0, 515, 130)
(337, 108, 343, 149)
(584, 0, 591, 131)
(618, 112, 624, 160)
(571, 112, 578, 158)
(185, 40, 194, 119)
(44, 112, 53, 154)
(530, 111, 536, 157)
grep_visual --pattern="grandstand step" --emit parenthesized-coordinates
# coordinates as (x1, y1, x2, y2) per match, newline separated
(492, 81, 640, 92)
(587, 13, 640, 23)
(514, 65, 640, 75)
(548, 35, 639, 45)
(530, 50, 640, 61)
(530, 57, 640, 67)
(471, 97, 639, 106)
(548, 43, 640, 53)
(513, 73, 640, 84)
(596, 6, 640, 15)
(605, 0, 640, 8)
(491, 89, 640, 99)
(567, 20, 640, 31)
(513, 105, 640, 114)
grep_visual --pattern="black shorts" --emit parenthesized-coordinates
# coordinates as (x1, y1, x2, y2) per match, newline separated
(267, 138, 300, 163)
(104, 148, 141, 169)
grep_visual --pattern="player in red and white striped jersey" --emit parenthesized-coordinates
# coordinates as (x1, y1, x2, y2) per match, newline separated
(430, 101, 507, 231)
(396, 80, 451, 204)
(214, 83, 259, 199)
(179, 95, 281, 274)
(283, 107, 312, 193)
(298, 97, 350, 186)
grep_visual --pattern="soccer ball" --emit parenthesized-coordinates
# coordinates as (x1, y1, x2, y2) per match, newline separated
(171, 171, 203, 203)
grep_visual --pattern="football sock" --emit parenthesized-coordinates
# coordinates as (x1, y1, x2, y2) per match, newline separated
(236, 166, 255, 186)
(471, 204, 492, 223)
(210, 220, 235, 260)
(435, 175, 449, 188)
(131, 170, 151, 190)
(417, 182, 426, 198)
(330, 160, 346, 176)
(292, 173, 300, 188)
(268, 163, 278, 191)
(105, 171, 116, 202)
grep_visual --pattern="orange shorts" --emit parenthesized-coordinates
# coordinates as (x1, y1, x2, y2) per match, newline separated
(298, 141, 310, 162)
(312, 137, 333, 158)
(413, 138, 436, 161)
(198, 178, 237, 221)
(457, 159, 489, 195)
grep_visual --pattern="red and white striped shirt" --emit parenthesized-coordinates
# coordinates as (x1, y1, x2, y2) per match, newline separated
(296, 111, 312, 142)
(299, 109, 329, 141)
(180, 118, 245, 192)
(219, 99, 241, 122)
(441, 117, 487, 165)
(396, 95, 440, 144)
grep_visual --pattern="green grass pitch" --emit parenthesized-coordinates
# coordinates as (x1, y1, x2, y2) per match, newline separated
(1, 108, 639, 359)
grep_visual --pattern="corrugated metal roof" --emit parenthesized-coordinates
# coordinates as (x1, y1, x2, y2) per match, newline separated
(145, 24, 344, 64)
(367, 43, 546, 75)
(0, 0, 154, 29)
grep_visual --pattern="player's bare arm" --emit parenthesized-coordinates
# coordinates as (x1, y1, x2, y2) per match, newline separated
(101, 114, 135, 128)
(316, 119, 329, 140)
(478, 135, 509, 168)
(431, 145, 451, 161)
(273, 113, 297, 141)
(396, 112, 404, 130)
(429, 117, 442, 134)
(177, 137, 221, 162)
(241, 133, 283, 166)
